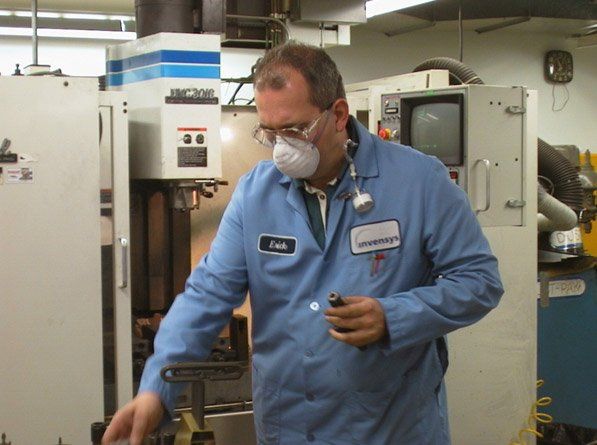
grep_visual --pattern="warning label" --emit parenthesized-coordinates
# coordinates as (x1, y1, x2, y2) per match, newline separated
(178, 146, 207, 168)
(7, 167, 34, 183)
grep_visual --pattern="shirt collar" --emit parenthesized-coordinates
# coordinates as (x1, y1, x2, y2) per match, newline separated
(303, 177, 338, 193)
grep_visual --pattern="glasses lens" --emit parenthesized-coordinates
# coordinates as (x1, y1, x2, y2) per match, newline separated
(252, 108, 329, 148)
(304, 110, 329, 140)
(279, 128, 307, 141)
(253, 127, 275, 147)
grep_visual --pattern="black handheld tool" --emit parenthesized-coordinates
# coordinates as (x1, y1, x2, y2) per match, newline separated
(327, 291, 367, 350)
(328, 291, 348, 309)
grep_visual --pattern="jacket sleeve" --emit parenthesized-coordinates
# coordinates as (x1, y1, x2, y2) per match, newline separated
(138, 175, 249, 414)
(378, 159, 504, 353)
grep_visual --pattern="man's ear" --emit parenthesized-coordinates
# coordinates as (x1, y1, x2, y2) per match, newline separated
(332, 99, 350, 132)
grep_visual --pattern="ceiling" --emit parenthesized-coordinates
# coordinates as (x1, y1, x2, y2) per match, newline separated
(0, 0, 595, 37)
(400, 0, 596, 21)
(2, 0, 596, 18)
(364, 0, 596, 36)
(0, 0, 135, 14)
(365, 14, 595, 37)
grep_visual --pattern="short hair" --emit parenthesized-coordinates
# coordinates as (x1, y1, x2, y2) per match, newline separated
(253, 41, 346, 110)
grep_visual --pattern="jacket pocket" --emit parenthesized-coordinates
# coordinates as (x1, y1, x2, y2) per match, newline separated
(346, 387, 395, 444)
(252, 364, 280, 445)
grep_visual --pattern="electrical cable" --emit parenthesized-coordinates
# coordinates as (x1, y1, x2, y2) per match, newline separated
(552, 83, 569, 112)
(510, 380, 553, 445)
(230, 98, 254, 105)
(228, 82, 245, 105)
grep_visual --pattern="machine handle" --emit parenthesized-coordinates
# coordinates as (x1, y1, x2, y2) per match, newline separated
(160, 361, 246, 383)
(538, 272, 550, 308)
(118, 237, 128, 289)
(475, 159, 491, 214)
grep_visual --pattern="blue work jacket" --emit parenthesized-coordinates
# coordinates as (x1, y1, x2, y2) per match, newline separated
(140, 118, 504, 444)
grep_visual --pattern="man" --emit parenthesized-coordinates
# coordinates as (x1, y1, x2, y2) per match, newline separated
(103, 42, 503, 445)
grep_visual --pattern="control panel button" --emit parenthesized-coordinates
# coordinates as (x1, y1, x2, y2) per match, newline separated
(378, 128, 391, 140)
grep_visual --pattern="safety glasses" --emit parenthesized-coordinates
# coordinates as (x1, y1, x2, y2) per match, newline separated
(252, 106, 332, 148)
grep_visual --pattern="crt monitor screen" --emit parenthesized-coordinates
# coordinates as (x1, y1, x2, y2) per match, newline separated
(410, 102, 462, 165)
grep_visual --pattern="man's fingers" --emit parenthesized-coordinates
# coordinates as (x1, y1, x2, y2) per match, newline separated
(326, 296, 387, 346)
(325, 315, 366, 330)
(328, 328, 371, 347)
(102, 393, 163, 445)
(324, 298, 369, 318)
(102, 406, 133, 444)
(129, 409, 149, 445)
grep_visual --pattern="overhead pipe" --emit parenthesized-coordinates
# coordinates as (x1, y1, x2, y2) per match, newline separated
(413, 57, 483, 85)
(135, 0, 194, 38)
(226, 14, 291, 42)
(32, 0, 38, 65)
(458, 0, 463, 62)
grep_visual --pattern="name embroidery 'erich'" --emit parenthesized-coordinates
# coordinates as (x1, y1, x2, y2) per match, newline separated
(350, 219, 401, 255)
(258, 234, 297, 256)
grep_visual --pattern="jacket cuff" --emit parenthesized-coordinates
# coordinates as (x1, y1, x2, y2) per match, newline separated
(138, 371, 185, 420)
(377, 296, 404, 356)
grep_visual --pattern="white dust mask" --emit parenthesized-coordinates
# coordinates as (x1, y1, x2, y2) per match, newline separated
(272, 136, 320, 179)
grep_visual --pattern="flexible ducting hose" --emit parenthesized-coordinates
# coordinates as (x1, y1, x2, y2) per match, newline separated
(412, 57, 584, 219)
(537, 139, 584, 212)
(413, 57, 484, 85)
(537, 184, 578, 232)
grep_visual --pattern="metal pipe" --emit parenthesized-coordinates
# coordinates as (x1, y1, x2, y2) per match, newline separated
(384, 21, 434, 37)
(174, 400, 253, 414)
(319, 22, 324, 48)
(31, 0, 38, 65)
(474, 17, 530, 34)
(191, 380, 205, 430)
(458, 0, 463, 62)
(226, 14, 291, 42)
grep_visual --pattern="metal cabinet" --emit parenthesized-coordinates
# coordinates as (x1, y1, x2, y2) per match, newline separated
(0, 76, 131, 444)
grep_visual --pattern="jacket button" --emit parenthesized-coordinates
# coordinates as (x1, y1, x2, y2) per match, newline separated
(306, 393, 315, 401)
(309, 301, 320, 311)
(305, 350, 313, 358)
(307, 433, 315, 441)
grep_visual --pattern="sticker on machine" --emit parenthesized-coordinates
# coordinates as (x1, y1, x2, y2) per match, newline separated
(166, 88, 219, 105)
(535, 279, 586, 299)
(350, 219, 401, 255)
(6, 167, 34, 183)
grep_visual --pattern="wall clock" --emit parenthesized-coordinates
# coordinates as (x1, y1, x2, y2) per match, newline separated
(545, 50, 573, 83)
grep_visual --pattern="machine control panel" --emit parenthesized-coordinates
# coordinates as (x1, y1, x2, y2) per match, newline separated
(177, 127, 208, 168)
(447, 166, 464, 187)
(379, 93, 401, 141)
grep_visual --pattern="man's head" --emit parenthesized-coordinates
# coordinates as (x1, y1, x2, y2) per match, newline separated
(253, 42, 346, 110)
(252, 42, 351, 187)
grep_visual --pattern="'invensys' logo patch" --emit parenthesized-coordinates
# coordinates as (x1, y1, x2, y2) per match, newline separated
(350, 220, 401, 255)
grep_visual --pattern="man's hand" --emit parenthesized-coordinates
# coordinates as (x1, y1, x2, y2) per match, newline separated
(324, 296, 388, 347)
(102, 392, 164, 445)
